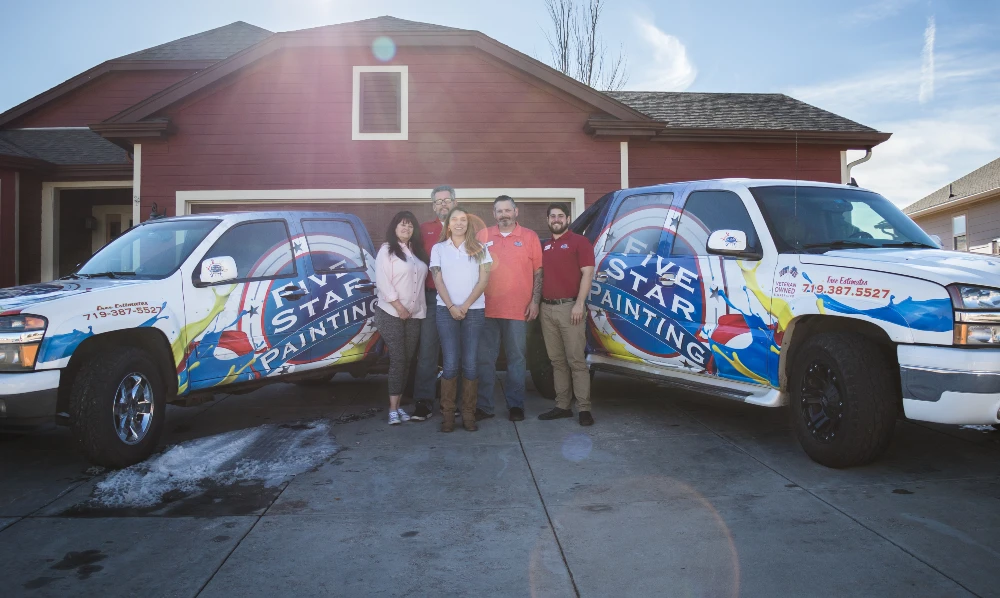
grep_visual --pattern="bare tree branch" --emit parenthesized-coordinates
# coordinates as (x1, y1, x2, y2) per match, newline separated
(542, 0, 628, 90)
(543, 0, 574, 75)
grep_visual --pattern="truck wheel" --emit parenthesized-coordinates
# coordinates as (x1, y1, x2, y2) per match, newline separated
(789, 333, 897, 468)
(530, 363, 557, 400)
(69, 347, 166, 469)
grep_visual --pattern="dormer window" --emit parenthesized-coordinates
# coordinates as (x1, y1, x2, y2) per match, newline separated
(352, 66, 408, 140)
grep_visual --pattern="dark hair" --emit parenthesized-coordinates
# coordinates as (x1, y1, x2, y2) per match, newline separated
(431, 185, 456, 201)
(384, 211, 429, 264)
(493, 195, 516, 207)
(546, 203, 570, 218)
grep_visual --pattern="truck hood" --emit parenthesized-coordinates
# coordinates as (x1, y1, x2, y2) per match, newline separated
(799, 248, 1000, 288)
(0, 279, 152, 313)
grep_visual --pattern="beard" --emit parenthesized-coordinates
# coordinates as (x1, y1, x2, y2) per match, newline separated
(497, 216, 514, 227)
(548, 221, 567, 235)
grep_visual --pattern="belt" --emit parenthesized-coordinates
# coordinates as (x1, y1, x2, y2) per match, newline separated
(542, 298, 576, 305)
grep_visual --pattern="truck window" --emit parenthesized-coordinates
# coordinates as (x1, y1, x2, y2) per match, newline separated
(301, 219, 366, 272)
(202, 220, 295, 280)
(604, 193, 673, 254)
(671, 190, 760, 256)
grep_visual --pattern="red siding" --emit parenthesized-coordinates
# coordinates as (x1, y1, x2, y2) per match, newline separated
(628, 141, 841, 187)
(17, 174, 41, 285)
(140, 46, 622, 217)
(0, 169, 16, 287)
(13, 70, 199, 128)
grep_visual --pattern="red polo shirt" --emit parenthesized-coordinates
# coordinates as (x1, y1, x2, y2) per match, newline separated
(420, 219, 444, 290)
(476, 224, 542, 320)
(541, 231, 595, 300)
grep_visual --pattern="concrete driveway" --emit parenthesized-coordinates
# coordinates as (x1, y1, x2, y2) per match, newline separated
(1, 372, 998, 597)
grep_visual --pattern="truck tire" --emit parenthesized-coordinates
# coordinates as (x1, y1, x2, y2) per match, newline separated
(530, 363, 557, 400)
(69, 346, 166, 469)
(789, 333, 897, 468)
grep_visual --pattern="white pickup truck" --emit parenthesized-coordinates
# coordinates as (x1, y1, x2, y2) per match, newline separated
(555, 179, 1000, 467)
(0, 212, 380, 467)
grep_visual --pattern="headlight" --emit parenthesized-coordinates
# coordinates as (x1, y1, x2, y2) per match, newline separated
(0, 315, 46, 371)
(947, 284, 1000, 310)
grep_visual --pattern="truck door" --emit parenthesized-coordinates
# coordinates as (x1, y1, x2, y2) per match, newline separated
(589, 192, 685, 365)
(670, 189, 777, 386)
(185, 218, 300, 389)
(293, 217, 378, 370)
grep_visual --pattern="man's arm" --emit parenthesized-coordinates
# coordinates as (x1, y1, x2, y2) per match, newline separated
(572, 266, 595, 325)
(525, 267, 542, 321)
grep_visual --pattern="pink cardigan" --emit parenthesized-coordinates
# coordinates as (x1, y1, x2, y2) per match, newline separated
(375, 243, 428, 318)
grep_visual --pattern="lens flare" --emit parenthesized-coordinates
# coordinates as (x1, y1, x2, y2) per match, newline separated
(372, 36, 396, 62)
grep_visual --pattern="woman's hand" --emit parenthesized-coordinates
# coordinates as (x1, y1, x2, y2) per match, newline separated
(449, 305, 466, 320)
(391, 300, 410, 320)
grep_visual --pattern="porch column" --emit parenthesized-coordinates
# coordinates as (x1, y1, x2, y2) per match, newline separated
(40, 183, 58, 282)
(132, 144, 142, 225)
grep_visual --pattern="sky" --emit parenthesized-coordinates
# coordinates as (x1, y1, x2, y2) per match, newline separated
(2, 0, 998, 207)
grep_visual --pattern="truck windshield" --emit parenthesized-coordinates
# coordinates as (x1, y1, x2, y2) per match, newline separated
(76, 219, 220, 279)
(749, 186, 938, 253)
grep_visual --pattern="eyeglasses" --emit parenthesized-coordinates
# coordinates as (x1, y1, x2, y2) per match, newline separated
(432, 199, 453, 206)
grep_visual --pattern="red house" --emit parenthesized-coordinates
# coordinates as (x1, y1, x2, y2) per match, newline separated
(0, 17, 890, 286)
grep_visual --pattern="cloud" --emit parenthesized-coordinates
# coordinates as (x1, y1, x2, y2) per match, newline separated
(919, 16, 936, 103)
(846, 0, 915, 24)
(627, 18, 696, 91)
(849, 106, 1000, 207)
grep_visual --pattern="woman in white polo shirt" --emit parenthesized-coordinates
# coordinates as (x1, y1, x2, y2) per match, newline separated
(429, 207, 492, 432)
(374, 211, 429, 426)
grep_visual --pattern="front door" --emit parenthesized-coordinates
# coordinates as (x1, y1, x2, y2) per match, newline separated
(184, 218, 300, 389)
(670, 189, 777, 386)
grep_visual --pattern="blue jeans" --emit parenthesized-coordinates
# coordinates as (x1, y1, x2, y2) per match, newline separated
(413, 290, 440, 403)
(476, 318, 526, 414)
(436, 305, 485, 381)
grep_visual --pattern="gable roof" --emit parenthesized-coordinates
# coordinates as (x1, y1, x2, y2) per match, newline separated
(606, 92, 879, 133)
(0, 129, 129, 165)
(96, 16, 654, 129)
(117, 21, 273, 61)
(904, 157, 1000, 216)
(0, 21, 272, 128)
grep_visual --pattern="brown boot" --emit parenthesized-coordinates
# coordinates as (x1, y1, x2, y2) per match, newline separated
(460, 378, 479, 431)
(440, 377, 457, 433)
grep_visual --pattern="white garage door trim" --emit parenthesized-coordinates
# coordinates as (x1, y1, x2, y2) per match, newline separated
(175, 188, 586, 218)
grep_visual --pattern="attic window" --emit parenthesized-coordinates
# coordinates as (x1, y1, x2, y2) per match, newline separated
(353, 66, 408, 140)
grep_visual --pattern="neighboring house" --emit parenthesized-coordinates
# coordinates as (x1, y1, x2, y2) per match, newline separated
(0, 17, 890, 286)
(903, 157, 1000, 254)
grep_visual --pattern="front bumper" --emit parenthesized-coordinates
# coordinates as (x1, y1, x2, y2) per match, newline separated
(0, 370, 60, 424)
(899, 346, 1000, 425)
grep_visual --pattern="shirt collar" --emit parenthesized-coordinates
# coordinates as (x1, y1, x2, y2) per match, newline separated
(491, 223, 522, 238)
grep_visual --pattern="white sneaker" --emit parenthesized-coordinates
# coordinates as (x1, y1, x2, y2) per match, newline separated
(396, 409, 411, 422)
(388, 411, 401, 425)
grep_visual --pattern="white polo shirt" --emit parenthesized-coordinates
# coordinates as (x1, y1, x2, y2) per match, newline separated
(430, 240, 493, 309)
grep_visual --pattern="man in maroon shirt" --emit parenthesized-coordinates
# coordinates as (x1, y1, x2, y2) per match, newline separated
(537, 203, 597, 426)
(409, 185, 457, 421)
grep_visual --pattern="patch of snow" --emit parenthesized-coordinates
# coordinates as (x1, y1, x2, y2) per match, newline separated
(959, 425, 997, 432)
(92, 420, 338, 508)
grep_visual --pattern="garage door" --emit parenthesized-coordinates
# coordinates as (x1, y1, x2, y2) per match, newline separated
(191, 201, 556, 246)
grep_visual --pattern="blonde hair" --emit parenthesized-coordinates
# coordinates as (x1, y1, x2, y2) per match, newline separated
(440, 207, 486, 262)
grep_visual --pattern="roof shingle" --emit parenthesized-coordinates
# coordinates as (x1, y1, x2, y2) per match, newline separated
(296, 16, 465, 34)
(605, 91, 878, 133)
(0, 129, 129, 165)
(118, 21, 272, 61)
(903, 157, 1000, 215)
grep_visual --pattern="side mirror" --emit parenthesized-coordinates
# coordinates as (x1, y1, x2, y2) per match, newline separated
(706, 230, 761, 260)
(199, 256, 238, 284)
(929, 234, 943, 249)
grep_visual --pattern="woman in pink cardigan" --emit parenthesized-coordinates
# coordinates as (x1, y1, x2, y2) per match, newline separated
(373, 211, 430, 425)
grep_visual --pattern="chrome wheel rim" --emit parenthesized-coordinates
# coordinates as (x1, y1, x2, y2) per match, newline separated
(113, 372, 154, 445)
(799, 361, 844, 443)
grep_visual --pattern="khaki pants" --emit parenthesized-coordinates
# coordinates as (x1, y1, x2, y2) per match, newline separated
(540, 302, 590, 412)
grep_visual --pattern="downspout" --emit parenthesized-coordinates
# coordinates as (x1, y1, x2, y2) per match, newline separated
(845, 149, 872, 186)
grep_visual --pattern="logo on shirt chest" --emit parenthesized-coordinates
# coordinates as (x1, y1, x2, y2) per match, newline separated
(560, 244, 569, 249)
(514, 241, 523, 247)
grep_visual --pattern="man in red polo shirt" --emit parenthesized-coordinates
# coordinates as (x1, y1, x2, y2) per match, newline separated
(537, 203, 596, 426)
(409, 184, 457, 421)
(474, 195, 543, 421)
